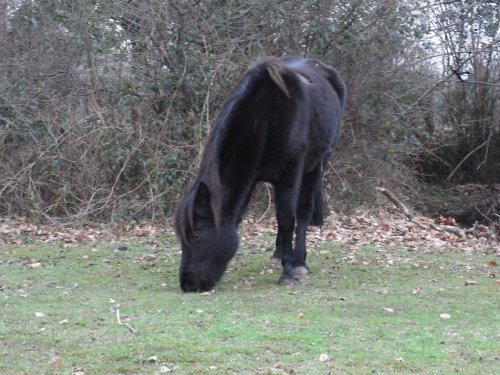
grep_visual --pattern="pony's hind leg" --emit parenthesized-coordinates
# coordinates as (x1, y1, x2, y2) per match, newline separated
(294, 163, 323, 275)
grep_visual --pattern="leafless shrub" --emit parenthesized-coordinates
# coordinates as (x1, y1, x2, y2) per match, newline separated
(0, 0, 497, 223)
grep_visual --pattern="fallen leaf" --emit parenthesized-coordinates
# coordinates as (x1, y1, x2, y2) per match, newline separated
(440, 313, 451, 320)
(383, 307, 394, 313)
(59, 319, 68, 325)
(35, 312, 45, 318)
(318, 353, 329, 362)
(158, 366, 172, 373)
(476, 224, 488, 233)
(142, 253, 156, 261)
(411, 287, 421, 295)
(465, 280, 479, 286)
(49, 355, 63, 368)
(488, 260, 497, 267)
(296, 312, 305, 320)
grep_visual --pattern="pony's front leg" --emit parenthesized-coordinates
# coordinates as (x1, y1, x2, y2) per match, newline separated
(294, 163, 323, 275)
(270, 229, 283, 266)
(293, 219, 310, 276)
(273, 183, 299, 286)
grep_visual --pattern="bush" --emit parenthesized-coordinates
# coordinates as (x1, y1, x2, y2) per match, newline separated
(0, 0, 498, 222)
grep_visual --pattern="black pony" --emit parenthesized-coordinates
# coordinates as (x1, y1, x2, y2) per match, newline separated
(175, 56, 346, 292)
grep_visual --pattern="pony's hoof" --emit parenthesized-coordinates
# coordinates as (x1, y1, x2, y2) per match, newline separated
(278, 275, 298, 286)
(269, 257, 281, 266)
(294, 266, 309, 276)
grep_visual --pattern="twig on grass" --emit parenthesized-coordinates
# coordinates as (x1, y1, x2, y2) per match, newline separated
(116, 308, 137, 333)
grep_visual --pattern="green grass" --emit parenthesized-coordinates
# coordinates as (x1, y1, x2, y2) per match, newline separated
(0, 233, 498, 374)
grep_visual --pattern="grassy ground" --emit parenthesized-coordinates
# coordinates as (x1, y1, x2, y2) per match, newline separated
(0, 230, 498, 374)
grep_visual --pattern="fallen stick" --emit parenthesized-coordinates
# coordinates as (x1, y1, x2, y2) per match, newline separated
(375, 187, 427, 230)
(116, 308, 137, 333)
(375, 187, 412, 219)
(429, 223, 466, 239)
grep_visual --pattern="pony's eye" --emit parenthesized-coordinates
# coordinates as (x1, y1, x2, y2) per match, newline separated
(190, 231, 201, 242)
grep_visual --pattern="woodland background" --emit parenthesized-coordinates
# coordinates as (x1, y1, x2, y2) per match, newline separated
(0, 0, 498, 225)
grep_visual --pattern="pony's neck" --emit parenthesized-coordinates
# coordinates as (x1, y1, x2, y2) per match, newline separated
(219, 172, 258, 227)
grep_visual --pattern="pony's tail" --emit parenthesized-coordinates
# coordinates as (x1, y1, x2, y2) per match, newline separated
(310, 189, 324, 226)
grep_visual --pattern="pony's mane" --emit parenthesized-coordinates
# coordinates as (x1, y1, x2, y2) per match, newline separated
(174, 57, 290, 244)
(174, 133, 222, 245)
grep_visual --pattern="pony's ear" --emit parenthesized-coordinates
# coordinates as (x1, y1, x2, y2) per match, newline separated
(193, 182, 213, 219)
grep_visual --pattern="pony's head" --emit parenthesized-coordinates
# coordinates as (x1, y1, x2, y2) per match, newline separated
(175, 181, 238, 292)
(179, 225, 238, 292)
